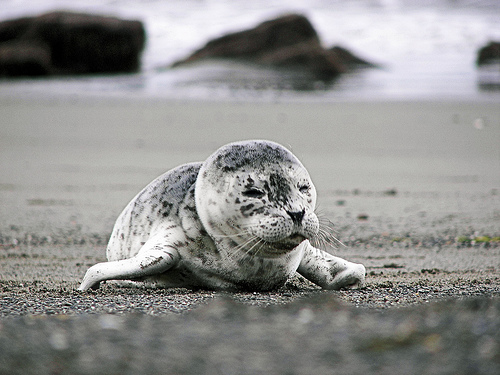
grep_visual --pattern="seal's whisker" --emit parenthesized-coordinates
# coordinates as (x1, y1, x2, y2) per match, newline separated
(246, 238, 266, 257)
(232, 235, 261, 254)
(310, 214, 346, 250)
(233, 238, 254, 253)
(317, 227, 345, 248)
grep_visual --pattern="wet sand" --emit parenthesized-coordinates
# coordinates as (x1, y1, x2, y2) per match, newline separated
(0, 96, 499, 373)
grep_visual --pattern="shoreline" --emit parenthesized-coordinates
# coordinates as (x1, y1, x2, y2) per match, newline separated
(2, 86, 500, 105)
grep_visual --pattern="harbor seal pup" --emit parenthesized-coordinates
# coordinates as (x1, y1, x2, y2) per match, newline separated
(78, 140, 365, 291)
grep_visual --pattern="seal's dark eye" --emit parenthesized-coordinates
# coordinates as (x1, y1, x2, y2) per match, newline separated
(242, 188, 265, 199)
(299, 185, 310, 194)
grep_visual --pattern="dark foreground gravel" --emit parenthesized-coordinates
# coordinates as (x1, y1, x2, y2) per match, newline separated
(0, 290, 499, 375)
(1, 265, 499, 374)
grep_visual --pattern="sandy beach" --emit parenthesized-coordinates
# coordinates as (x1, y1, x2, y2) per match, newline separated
(0, 96, 499, 373)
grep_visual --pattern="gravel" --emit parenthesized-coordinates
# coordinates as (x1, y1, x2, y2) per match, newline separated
(1, 247, 498, 374)
(0, 270, 499, 317)
(0, 286, 498, 375)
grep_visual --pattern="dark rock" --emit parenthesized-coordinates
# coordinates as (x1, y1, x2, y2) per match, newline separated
(172, 13, 376, 80)
(383, 188, 398, 196)
(258, 41, 347, 79)
(383, 263, 404, 269)
(357, 214, 369, 221)
(476, 41, 500, 90)
(174, 14, 320, 63)
(477, 41, 500, 65)
(329, 45, 377, 68)
(0, 17, 34, 43)
(0, 41, 51, 76)
(0, 11, 146, 77)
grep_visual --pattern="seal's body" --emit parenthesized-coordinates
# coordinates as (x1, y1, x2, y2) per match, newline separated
(79, 140, 365, 291)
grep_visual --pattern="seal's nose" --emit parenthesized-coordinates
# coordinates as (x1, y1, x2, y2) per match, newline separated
(287, 209, 305, 224)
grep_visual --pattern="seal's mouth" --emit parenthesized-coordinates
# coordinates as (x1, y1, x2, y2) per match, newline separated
(267, 233, 307, 252)
(239, 233, 307, 258)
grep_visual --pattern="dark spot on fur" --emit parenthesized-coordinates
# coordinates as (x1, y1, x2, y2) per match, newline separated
(140, 256, 163, 270)
(240, 203, 255, 217)
(179, 269, 191, 280)
(173, 240, 188, 248)
(184, 204, 197, 213)
(268, 173, 291, 204)
(253, 207, 266, 215)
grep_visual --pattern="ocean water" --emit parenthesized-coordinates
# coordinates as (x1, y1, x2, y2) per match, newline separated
(1, 0, 500, 101)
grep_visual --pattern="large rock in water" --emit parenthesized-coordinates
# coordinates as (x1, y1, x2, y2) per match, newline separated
(0, 11, 146, 77)
(476, 41, 500, 90)
(172, 14, 375, 80)
(476, 41, 500, 65)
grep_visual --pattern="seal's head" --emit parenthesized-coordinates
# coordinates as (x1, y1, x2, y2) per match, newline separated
(195, 140, 319, 257)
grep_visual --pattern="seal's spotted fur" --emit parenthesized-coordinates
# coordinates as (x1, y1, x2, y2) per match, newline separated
(79, 140, 365, 291)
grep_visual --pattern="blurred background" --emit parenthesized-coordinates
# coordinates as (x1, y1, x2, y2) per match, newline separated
(1, 0, 500, 101)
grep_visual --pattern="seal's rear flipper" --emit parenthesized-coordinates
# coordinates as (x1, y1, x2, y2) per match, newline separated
(78, 245, 180, 291)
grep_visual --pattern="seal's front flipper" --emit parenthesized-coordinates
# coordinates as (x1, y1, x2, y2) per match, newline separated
(297, 241, 366, 290)
(78, 242, 180, 291)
